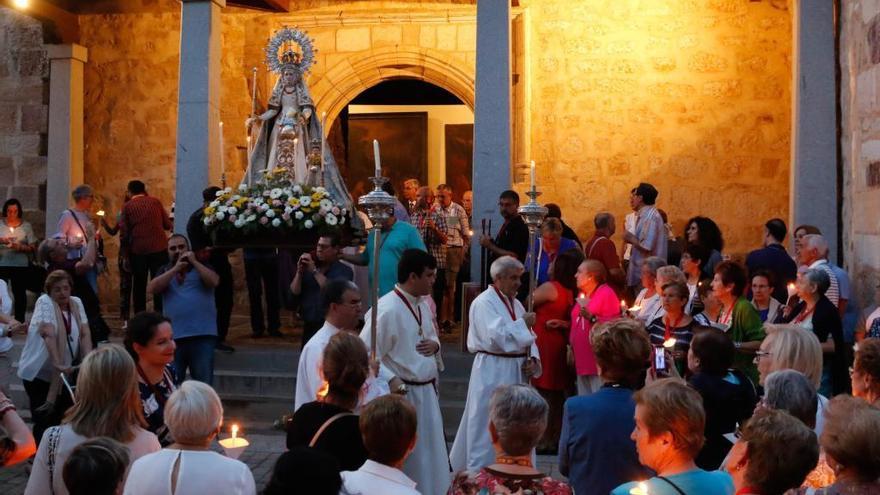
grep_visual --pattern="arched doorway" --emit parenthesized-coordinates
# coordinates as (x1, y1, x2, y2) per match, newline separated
(326, 79, 474, 205)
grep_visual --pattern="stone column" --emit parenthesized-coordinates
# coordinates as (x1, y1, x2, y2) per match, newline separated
(790, 0, 838, 259)
(470, 0, 511, 281)
(174, 0, 224, 233)
(46, 44, 87, 230)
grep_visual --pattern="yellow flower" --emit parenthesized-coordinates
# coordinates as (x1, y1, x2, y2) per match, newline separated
(311, 192, 322, 201)
(288, 198, 300, 207)
(204, 207, 216, 216)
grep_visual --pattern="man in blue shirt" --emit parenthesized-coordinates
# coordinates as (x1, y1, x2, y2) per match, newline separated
(745, 218, 798, 303)
(148, 234, 219, 385)
(341, 212, 426, 299)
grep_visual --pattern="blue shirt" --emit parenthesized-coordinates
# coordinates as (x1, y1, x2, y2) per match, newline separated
(299, 261, 354, 323)
(559, 386, 652, 495)
(830, 263, 858, 342)
(158, 265, 217, 339)
(361, 220, 426, 299)
(612, 469, 734, 495)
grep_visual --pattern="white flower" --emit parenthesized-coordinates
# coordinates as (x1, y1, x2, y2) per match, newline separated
(295, 211, 304, 220)
(228, 206, 237, 215)
(247, 214, 257, 222)
(271, 218, 281, 227)
(270, 188, 283, 199)
(216, 211, 225, 220)
(313, 186, 326, 194)
(203, 217, 212, 226)
(238, 184, 248, 192)
(266, 209, 276, 218)
(284, 206, 293, 215)
(319, 199, 333, 211)
(304, 219, 314, 229)
(218, 205, 228, 213)
(231, 195, 241, 201)
(209, 200, 220, 208)
(299, 196, 311, 207)
(325, 213, 338, 226)
(215, 190, 224, 197)
(234, 218, 245, 228)
(292, 185, 303, 195)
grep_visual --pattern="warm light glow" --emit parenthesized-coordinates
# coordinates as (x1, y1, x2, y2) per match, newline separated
(787, 283, 797, 297)
(97, 210, 105, 217)
(663, 338, 677, 348)
(231, 424, 239, 439)
(12, 0, 29, 10)
(630, 482, 649, 495)
(629, 305, 641, 313)
(317, 381, 329, 399)
(620, 299, 626, 308)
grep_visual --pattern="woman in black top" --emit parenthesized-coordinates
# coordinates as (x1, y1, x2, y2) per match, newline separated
(687, 327, 757, 469)
(124, 311, 178, 446)
(779, 268, 847, 396)
(287, 331, 369, 471)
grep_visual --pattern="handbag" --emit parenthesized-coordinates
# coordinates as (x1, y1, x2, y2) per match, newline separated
(309, 412, 355, 447)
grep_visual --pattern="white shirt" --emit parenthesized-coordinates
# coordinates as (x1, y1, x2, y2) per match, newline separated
(17, 294, 87, 382)
(634, 289, 663, 324)
(0, 279, 13, 353)
(340, 460, 420, 495)
(295, 322, 342, 411)
(124, 449, 255, 495)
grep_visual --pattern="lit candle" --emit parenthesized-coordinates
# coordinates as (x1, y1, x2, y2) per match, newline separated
(577, 292, 588, 307)
(219, 121, 226, 176)
(629, 481, 649, 495)
(620, 299, 627, 316)
(628, 304, 641, 313)
(373, 139, 381, 177)
(529, 160, 536, 190)
(663, 338, 677, 348)
(219, 423, 250, 458)
(97, 210, 105, 217)
(317, 381, 329, 399)
(321, 111, 327, 173)
(787, 283, 797, 299)
(231, 424, 238, 439)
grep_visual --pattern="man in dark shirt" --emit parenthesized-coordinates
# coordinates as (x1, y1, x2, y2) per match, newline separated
(479, 190, 530, 301)
(745, 218, 798, 303)
(186, 186, 235, 353)
(290, 233, 354, 347)
(121, 180, 172, 314)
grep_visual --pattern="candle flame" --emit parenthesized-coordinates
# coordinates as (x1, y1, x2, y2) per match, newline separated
(97, 210, 105, 217)
(317, 381, 329, 399)
(629, 305, 641, 312)
(231, 424, 238, 439)
(663, 338, 677, 348)
(620, 299, 626, 307)
(629, 481, 649, 495)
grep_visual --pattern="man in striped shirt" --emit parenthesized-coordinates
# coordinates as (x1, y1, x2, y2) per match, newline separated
(121, 180, 173, 313)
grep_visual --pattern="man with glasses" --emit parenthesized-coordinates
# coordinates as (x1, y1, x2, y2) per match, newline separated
(291, 232, 354, 347)
(478, 190, 530, 301)
(148, 234, 219, 384)
(294, 278, 362, 411)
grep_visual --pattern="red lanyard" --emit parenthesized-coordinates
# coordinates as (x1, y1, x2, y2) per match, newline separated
(735, 488, 761, 495)
(793, 304, 816, 324)
(492, 285, 517, 321)
(718, 302, 735, 326)
(664, 313, 683, 341)
(394, 289, 423, 328)
(60, 307, 72, 336)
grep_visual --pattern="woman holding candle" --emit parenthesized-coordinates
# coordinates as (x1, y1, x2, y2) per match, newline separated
(0, 198, 37, 322)
(611, 379, 735, 495)
(632, 256, 667, 324)
(570, 259, 621, 395)
(711, 261, 765, 385)
(125, 311, 178, 446)
(646, 281, 696, 375)
(529, 248, 583, 453)
(123, 380, 255, 495)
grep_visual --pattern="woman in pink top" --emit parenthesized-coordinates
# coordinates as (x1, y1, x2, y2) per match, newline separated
(570, 260, 622, 395)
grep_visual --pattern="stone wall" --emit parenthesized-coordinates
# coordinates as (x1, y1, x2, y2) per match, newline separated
(841, 0, 880, 309)
(521, 0, 793, 256)
(0, 7, 48, 236)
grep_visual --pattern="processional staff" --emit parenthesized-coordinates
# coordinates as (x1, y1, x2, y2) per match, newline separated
(519, 160, 547, 381)
(358, 139, 395, 361)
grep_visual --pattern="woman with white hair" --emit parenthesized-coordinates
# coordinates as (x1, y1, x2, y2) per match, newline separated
(123, 381, 255, 495)
(450, 384, 572, 494)
(450, 256, 541, 473)
(632, 256, 667, 323)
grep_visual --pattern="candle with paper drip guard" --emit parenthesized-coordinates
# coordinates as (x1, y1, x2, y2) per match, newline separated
(787, 283, 797, 299)
(219, 423, 249, 459)
(663, 337, 677, 348)
(629, 481, 649, 495)
(96, 210, 105, 217)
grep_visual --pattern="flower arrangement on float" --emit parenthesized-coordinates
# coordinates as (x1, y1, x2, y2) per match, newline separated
(202, 167, 348, 238)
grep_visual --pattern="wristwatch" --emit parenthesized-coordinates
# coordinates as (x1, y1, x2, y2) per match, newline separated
(396, 383, 407, 394)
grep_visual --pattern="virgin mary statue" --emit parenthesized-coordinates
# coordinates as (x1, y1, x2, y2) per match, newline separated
(245, 28, 353, 214)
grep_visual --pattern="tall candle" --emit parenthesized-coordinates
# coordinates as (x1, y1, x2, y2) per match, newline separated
(321, 111, 327, 172)
(530, 160, 536, 190)
(219, 121, 226, 176)
(250, 67, 258, 116)
(373, 139, 381, 177)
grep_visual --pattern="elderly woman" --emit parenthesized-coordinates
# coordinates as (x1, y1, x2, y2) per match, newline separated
(450, 384, 572, 494)
(851, 338, 880, 406)
(632, 256, 667, 323)
(287, 331, 368, 471)
(0, 197, 38, 322)
(780, 268, 846, 396)
(534, 217, 578, 286)
(25, 345, 160, 495)
(570, 259, 621, 395)
(683, 216, 724, 278)
(647, 281, 696, 374)
(125, 311, 177, 446)
(530, 248, 582, 451)
(680, 244, 709, 315)
(750, 270, 782, 323)
(559, 319, 652, 495)
(712, 261, 765, 385)
(17, 270, 93, 444)
(726, 408, 819, 495)
(124, 381, 256, 495)
(812, 396, 880, 494)
(687, 327, 757, 469)
(792, 224, 821, 261)
(611, 379, 734, 495)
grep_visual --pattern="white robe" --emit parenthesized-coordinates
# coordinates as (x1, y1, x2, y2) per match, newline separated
(361, 286, 449, 495)
(449, 287, 541, 473)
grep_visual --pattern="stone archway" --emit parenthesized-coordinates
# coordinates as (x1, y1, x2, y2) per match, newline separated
(309, 47, 475, 125)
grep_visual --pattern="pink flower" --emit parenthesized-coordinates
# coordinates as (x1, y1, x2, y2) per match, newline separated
(281, 212, 291, 221)
(228, 215, 237, 222)
(259, 217, 269, 225)
(331, 206, 341, 215)
(272, 199, 282, 207)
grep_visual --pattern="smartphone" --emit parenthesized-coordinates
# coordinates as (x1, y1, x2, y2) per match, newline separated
(653, 346, 667, 371)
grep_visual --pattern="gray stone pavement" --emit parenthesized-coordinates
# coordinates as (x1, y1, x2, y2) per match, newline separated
(1, 431, 563, 494)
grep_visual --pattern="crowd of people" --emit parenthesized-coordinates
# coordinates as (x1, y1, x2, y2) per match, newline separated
(0, 178, 879, 495)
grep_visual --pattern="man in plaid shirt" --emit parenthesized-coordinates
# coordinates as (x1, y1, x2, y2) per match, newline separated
(410, 186, 447, 314)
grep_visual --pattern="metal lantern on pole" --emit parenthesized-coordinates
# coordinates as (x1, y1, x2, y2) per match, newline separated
(358, 141, 395, 362)
(519, 164, 548, 313)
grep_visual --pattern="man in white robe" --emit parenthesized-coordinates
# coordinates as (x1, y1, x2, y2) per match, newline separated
(449, 255, 541, 472)
(361, 248, 449, 495)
